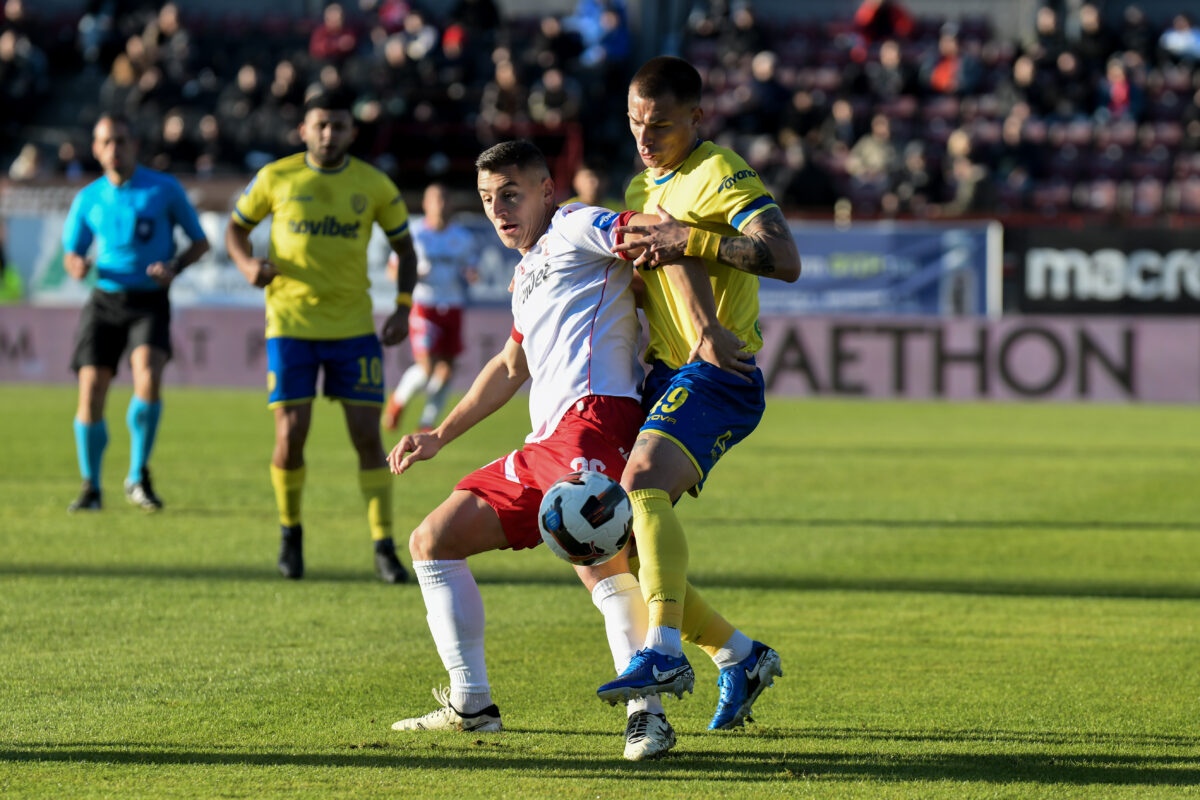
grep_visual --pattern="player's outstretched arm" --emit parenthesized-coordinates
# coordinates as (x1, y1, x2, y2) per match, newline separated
(381, 235, 418, 346)
(388, 338, 529, 475)
(661, 257, 754, 382)
(225, 220, 278, 288)
(611, 205, 801, 281)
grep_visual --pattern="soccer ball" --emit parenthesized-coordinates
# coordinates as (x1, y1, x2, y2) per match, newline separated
(538, 471, 633, 567)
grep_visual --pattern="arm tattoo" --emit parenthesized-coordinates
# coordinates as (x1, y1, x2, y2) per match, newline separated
(716, 207, 792, 276)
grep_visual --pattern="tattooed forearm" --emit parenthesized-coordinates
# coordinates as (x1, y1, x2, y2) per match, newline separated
(716, 207, 802, 281)
(718, 233, 776, 275)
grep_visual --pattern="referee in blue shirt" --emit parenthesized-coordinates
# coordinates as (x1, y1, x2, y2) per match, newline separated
(62, 113, 210, 512)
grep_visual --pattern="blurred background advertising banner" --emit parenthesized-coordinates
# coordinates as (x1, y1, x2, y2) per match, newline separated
(1007, 228, 1200, 315)
(763, 221, 1003, 317)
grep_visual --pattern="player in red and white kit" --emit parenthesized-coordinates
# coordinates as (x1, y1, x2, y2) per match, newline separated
(383, 182, 478, 432)
(385, 140, 678, 760)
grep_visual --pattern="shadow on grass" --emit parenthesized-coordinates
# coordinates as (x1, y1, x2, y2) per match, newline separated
(697, 517, 1200, 533)
(2, 562, 1200, 600)
(1, 736, 1198, 786)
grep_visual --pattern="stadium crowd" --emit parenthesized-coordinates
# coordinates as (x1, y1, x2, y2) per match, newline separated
(2, 0, 1199, 218)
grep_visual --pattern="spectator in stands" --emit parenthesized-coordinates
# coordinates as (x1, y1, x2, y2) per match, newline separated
(266, 58, 305, 118)
(217, 63, 263, 127)
(478, 59, 528, 139)
(528, 66, 582, 129)
(1047, 50, 1089, 120)
(126, 64, 175, 132)
(819, 97, 859, 155)
(375, 0, 410, 35)
(866, 39, 916, 102)
(894, 140, 945, 215)
(375, 34, 419, 120)
(994, 54, 1054, 118)
(1025, 5, 1065, 66)
(99, 52, 137, 113)
(717, 2, 766, 66)
(148, 107, 197, 173)
(781, 88, 823, 146)
(142, 3, 190, 76)
(527, 15, 582, 72)
(1095, 58, 1143, 123)
(55, 140, 87, 179)
(194, 113, 233, 177)
(846, 113, 900, 192)
(941, 128, 991, 215)
(853, 0, 914, 44)
(685, 0, 731, 41)
(1070, 2, 1113, 77)
(735, 50, 789, 134)
(0, 28, 48, 121)
(1159, 14, 1200, 64)
(566, 158, 623, 210)
(398, 8, 438, 60)
(920, 24, 981, 96)
(1117, 5, 1156, 63)
(310, 2, 359, 65)
(774, 141, 838, 211)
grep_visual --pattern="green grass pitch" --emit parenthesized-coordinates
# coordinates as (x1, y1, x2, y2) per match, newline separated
(1, 384, 1198, 799)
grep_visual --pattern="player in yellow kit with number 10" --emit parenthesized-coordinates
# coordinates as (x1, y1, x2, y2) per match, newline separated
(225, 90, 418, 584)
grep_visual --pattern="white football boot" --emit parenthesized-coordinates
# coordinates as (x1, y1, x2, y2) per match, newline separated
(623, 710, 676, 760)
(391, 687, 502, 732)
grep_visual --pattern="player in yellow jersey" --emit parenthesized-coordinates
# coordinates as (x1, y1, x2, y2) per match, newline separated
(225, 90, 418, 584)
(597, 56, 801, 731)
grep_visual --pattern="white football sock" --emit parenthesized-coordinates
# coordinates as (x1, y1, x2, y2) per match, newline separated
(712, 630, 753, 671)
(590, 573, 663, 717)
(393, 363, 429, 404)
(413, 559, 493, 714)
(645, 625, 683, 658)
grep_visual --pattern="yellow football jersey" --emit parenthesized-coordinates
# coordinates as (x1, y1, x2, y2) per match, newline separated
(625, 140, 778, 369)
(232, 153, 410, 339)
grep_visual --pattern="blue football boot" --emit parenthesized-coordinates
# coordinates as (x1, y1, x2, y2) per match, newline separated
(597, 648, 695, 705)
(708, 641, 783, 730)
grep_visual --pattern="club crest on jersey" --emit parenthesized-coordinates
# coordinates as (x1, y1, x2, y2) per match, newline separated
(717, 169, 758, 193)
(351, 193, 367, 214)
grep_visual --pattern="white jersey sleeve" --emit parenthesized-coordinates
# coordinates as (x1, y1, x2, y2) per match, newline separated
(511, 204, 643, 442)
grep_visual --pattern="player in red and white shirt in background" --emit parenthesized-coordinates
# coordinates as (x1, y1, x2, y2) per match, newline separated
(383, 182, 478, 433)
(386, 140, 683, 760)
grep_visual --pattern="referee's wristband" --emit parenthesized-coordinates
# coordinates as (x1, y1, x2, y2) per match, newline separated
(684, 228, 722, 262)
(395, 292, 413, 308)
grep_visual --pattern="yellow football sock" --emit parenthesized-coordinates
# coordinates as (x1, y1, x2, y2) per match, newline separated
(631, 553, 735, 658)
(270, 464, 305, 527)
(628, 487, 688, 630)
(682, 583, 736, 660)
(358, 467, 393, 542)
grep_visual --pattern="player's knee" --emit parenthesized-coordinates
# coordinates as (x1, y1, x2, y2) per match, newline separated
(409, 518, 450, 561)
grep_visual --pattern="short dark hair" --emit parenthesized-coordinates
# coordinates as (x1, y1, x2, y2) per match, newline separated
(94, 113, 134, 136)
(303, 89, 354, 115)
(630, 56, 702, 107)
(475, 139, 550, 177)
